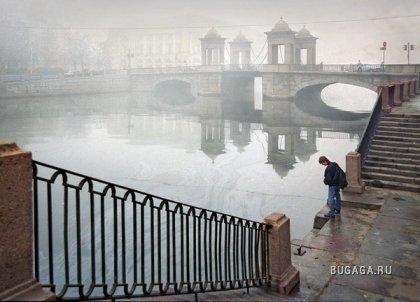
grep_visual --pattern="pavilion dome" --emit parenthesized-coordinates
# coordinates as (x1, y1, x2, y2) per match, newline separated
(272, 17, 292, 32)
(232, 32, 251, 43)
(296, 25, 314, 38)
(203, 27, 223, 39)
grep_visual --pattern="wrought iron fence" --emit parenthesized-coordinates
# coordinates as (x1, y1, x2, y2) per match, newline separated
(32, 160, 270, 300)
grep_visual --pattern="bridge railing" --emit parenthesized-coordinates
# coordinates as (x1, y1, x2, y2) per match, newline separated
(32, 160, 270, 300)
(130, 64, 388, 75)
(4, 64, 413, 82)
(356, 88, 383, 165)
(130, 64, 264, 74)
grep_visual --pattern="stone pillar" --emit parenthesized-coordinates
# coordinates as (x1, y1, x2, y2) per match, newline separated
(409, 80, 416, 97)
(263, 213, 299, 295)
(393, 82, 402, 106)
(344, 152, 365, 193)
(285, 44, 293, 64)
(0, 141, 55, 301)
(267, 42, 274, 64)
(307, 48, 316, 65)
(379, 84, 391, 113)
(201, 48, 206, 65)
(402, 81, 410, 101)
(295, 49, 301, 64)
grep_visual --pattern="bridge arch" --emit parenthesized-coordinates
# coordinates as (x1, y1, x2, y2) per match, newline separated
(152, 76, 198, 105)
(292, 76, 377, 96)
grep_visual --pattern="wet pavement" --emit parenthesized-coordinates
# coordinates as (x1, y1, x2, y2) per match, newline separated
(294, 188, 420, 302)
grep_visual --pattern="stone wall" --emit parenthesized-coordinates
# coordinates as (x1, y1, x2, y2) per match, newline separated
(0, 75, 130, 98)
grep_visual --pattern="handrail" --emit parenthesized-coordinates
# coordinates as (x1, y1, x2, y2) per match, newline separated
(356, 88, 383, 165)
(32, 160, 270, 300)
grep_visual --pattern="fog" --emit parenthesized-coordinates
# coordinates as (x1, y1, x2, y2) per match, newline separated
(0, 0, 419, 73)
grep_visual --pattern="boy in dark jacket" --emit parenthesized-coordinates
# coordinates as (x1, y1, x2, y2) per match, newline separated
(319, 155, 342, 219)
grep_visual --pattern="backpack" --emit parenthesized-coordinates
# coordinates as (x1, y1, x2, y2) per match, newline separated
(333, 163, 348, 189)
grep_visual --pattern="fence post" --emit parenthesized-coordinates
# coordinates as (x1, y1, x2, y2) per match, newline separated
(392, 82, 402, 106)
(263, 212, 299, 295)
(409, 80, 416, 97)
(0, 141, 55, 301)
(379, 84, 391, 113)
(402, 81, 410, 101)
(344, 152, 365, 193)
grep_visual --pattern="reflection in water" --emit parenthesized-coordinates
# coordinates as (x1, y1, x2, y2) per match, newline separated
(0, 88, 372, 241)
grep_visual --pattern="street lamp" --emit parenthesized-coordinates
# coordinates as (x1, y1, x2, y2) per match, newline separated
(380, 41, 387, 71)
(403, 42, 414, 64)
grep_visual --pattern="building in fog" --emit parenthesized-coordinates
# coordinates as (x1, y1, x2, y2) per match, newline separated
(103, 28, 204, 69)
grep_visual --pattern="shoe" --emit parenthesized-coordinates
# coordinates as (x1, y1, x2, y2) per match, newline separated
(324, 214, 335, 219)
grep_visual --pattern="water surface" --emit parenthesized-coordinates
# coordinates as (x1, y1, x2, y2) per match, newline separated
(0, 84, 375, 239)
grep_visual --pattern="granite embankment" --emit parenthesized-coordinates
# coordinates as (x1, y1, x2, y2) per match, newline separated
(0, 75, 130, 98)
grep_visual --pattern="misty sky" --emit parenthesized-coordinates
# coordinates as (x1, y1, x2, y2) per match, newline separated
(1, 0, 419, 63)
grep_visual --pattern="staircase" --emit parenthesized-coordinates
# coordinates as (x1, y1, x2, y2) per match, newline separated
(361, 113, 420, 192)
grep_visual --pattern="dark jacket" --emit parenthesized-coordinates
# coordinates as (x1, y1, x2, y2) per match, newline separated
(323, 162, 340, 186)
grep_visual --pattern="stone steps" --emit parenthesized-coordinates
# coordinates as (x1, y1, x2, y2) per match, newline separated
(378, 121, 420, 128)
(372, 139, 420, 148)
(364, 159, 419, 171)
(362, 112, 420, 192)
(362, 171, 420, 185)
(369, 144, 420, 155)
(368, 149, 420, 160)
(363, 179, 420, 192)
(365, 154, 420, 165)
(382, 113, 420, 119)
(375, 128, 420, 141)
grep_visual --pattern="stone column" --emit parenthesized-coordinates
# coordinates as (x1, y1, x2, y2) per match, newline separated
(344, 152, 365, 193)
(0, 141, 55, 301)
(307, 48, 316, 65)
(284, 44, 293, 64)
(392, 82, 402, 106)
(267, 42, 274, 64)
(379, 84, 391, 113)
(409, 80, 416, 97)
(201, 48, 206, 65)
(295, 49, 301, 64)
(263, 212, 299, 295)
(220, 47, 225, 65)
(402, 81, 410, 101)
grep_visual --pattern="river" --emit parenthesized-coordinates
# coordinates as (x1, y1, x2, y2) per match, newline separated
(0, 83, 375, 240)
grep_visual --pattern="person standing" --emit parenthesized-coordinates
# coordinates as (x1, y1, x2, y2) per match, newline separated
(319, 155, 342, 219)
(357, 60, 363, 72)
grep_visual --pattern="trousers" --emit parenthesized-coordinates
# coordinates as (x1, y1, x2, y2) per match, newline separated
(327, 185, 341, 217)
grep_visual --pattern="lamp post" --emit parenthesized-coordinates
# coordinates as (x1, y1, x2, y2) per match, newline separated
(403, 42, 414, 64)
(380, 41, 386, 71)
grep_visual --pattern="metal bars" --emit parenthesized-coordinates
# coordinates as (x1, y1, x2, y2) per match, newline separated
(356, 88, 383, 165)
(32, 160, 270, 300)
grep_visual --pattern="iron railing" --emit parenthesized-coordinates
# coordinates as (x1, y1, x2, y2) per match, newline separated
(32, 160, 270, 300)
(356, 88, 383, 165)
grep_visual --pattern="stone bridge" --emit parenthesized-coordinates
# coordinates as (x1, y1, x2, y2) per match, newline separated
(129, 64, 419, 100)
